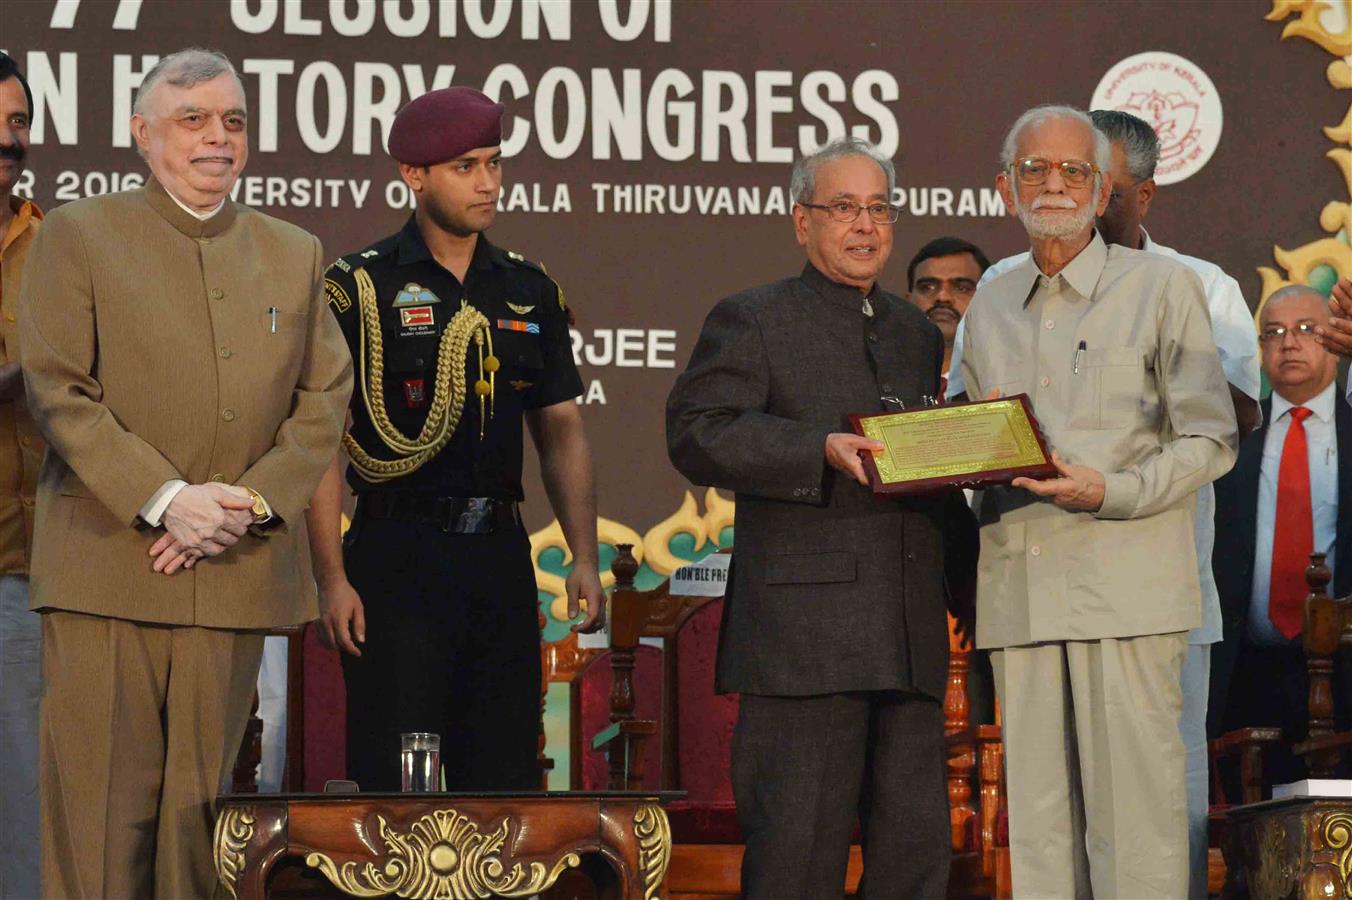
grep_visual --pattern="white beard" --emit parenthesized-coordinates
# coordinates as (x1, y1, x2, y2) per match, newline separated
(1015, 194, 1097, 241)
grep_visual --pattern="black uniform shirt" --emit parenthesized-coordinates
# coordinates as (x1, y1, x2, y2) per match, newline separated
(325, 217, 583, 498)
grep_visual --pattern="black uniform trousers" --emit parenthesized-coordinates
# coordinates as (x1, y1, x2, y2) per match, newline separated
(341, 511, 542, 792)
(732, 691, 950, 899)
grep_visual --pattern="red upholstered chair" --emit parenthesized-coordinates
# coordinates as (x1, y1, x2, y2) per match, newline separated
(573, 544, 1010, 897)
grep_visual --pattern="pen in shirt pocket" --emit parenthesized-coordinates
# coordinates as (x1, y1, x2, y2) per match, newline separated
(269, 307, 278, 333)
(1073, 340, 1086, 375)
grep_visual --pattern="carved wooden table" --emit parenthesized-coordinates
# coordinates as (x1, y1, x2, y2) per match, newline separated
(214, 791, 679, 899)
(1221, 797, 1352, 898)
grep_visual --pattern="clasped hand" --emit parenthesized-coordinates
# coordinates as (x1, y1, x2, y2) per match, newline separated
(148, 482, 255, 574)
(1315, 278, 1352, 357)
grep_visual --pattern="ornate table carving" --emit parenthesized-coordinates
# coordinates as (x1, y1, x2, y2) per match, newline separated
(214, 791, 676, 900)
(1222, 797, 1352, 898)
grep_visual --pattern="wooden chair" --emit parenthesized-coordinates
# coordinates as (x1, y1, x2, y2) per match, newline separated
(944, 624, 1011, 898)
(1208, 552, 1352, 890)
(1210, 553, 1352, 795)
(574, 544, 1010, 897)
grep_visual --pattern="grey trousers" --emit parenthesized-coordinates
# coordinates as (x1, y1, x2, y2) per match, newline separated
(0, 575, 38, 900)
(732, 691, 950, 899)
(993, 633, 1189, 899)
(1180, 643, 1211, 900)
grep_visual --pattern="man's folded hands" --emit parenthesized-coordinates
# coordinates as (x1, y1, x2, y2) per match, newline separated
(150, 482, 254, 574)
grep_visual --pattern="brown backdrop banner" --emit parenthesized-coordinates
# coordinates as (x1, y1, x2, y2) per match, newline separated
(5, 0, 1350, 588)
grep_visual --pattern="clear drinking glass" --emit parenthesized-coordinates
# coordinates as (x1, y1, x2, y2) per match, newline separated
(400, 732, 441, 792)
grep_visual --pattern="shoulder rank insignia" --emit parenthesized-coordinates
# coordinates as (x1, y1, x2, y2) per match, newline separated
(507, 302, 535, 315)
(393, 282, 442, 307)
(330, 257, 352, 274)
(498, 318, 540, 334)
(360, 249, 379, 258)
(325, 278, 352, 313)
(505, 249, 549, 274)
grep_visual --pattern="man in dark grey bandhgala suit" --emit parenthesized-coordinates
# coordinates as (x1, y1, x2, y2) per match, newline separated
(666, 136, 969, 899)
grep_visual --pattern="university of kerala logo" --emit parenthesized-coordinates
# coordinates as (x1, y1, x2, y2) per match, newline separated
(1090, 52, 1223, 186)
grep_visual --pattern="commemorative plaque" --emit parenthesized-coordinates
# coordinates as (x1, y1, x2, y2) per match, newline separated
(848, 394, 1056, 496)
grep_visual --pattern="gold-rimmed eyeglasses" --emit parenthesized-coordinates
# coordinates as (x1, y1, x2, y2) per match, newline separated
(1011, 157, 1100, 188)
(799, 200, 901, 225)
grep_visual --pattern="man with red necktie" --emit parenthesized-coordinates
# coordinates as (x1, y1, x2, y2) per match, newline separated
(1210, 284, 1352, 789)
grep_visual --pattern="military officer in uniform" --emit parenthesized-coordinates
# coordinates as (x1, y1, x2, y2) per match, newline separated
(308, 87, 604, 791)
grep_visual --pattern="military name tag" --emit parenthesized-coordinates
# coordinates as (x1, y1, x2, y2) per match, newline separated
(398, 305, 436, 337)
(849, 395, 1056, 496)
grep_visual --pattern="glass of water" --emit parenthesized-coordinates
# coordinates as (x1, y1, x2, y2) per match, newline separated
(400, 732, 440, 792)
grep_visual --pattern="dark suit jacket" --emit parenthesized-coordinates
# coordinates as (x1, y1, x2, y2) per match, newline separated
(1208, 392, 1352, 736)
(666, 263, 966, 701)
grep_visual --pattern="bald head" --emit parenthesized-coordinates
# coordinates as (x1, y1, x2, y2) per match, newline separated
(1260, 285, 1336, 404)
(1261, 285, 1329, 325)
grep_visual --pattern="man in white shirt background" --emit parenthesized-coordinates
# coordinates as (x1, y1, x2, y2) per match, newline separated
(948, 109, 1260, 899)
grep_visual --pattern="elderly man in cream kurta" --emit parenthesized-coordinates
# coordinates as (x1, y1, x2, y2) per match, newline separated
(960, 105, 1236, 898)
(19, 49, 351, 898)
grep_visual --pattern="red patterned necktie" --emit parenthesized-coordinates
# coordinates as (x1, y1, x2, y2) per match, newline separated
(1270, 406, 1314, 639)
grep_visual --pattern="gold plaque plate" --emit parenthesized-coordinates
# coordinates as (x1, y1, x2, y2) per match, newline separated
(849, 394, 1056, 495)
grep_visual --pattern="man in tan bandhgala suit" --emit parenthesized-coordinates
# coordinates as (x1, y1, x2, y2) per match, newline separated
(18, 48, 352, 898)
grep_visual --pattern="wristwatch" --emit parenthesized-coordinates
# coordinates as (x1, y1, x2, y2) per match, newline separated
(242, 486, 271, 524)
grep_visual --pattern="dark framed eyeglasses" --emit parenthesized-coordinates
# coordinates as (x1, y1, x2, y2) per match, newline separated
(799, 200, 901, 225)
(1259, 322, 1320, 343)
(1011, 157, 1100, 188)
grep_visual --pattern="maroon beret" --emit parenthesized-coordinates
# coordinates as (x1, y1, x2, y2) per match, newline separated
(388, 87, 504, 166)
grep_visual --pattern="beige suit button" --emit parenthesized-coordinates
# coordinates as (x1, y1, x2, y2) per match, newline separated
(21, 497, 33, 508)
(1044, 320, 1055, 330)
(210, 472, 225, 482)
(221, 408, 236, 422)
(219, 347, 232, 358)
(210, 288, 225, 300)
(4, 313, 13, 323)
(1039, 376, 1051, 387)
(19, 437, 30, 448)
(1030, 545, 1042, 557)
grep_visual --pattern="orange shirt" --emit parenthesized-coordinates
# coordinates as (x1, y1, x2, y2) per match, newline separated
(0, 196, 45, 574)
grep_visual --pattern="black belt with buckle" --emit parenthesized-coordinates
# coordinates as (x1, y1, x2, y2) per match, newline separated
(356, 493, 521, 534)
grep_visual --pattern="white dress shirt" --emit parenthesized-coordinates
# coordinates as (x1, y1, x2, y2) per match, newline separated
(1248, 382, 1339, 646)
(947, 229, 1260, 645)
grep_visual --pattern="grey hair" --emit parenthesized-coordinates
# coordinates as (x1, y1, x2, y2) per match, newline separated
(1261, 284, 1328, 321)
(790, 136, 896, 209)
(1090, 109, 1160, 181)
(133, 48, 242, 116)
(999, 105, 1111, 188)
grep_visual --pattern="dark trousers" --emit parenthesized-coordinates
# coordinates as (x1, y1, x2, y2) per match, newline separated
(1219, 642, 1352, 793)
(732, 691, 950, 899)
(341, 513, 542, 792)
